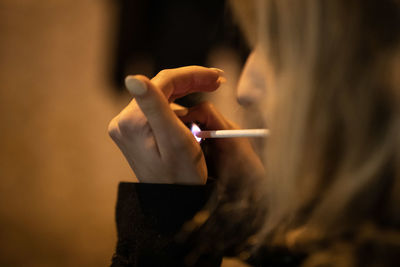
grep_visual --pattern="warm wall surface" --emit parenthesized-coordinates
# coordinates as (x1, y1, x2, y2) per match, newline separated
(0, 1, 133, 266)
(0, 1, 251, 266)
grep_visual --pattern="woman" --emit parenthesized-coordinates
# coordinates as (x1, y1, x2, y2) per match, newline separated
(108, 0, 400, 266)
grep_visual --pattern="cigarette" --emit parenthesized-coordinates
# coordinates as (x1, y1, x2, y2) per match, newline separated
(194, 129, 270, 138)
(190, 123, 269, 142)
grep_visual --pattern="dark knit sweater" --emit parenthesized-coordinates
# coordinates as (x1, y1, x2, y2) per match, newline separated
(110, 182, 304, 267)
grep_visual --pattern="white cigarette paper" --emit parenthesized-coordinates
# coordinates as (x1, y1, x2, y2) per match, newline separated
(195, 129, 270, 139)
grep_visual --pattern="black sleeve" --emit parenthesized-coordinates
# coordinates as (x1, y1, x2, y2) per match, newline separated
(110, 181, 222, 267)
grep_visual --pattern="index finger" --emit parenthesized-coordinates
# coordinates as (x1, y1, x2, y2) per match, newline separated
(151, 66, 225, 101)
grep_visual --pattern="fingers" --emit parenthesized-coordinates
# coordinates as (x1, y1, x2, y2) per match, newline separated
(124, 75, 183, 156)
(123, 66, 225, 157)
(170, 103, 189, 117)
(108, 66, 226, 184)
(179, 101, 239, 131)
(179, 102, 265, 182)
(151, 66, 225, 101)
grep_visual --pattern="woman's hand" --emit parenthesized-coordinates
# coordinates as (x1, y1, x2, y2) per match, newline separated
(179, 102, 265, 184)
(108, 66, 224, 185)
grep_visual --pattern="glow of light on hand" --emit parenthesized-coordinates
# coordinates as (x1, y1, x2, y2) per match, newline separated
(190, 123, 202, 143)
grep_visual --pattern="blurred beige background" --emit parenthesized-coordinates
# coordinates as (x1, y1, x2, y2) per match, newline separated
(0, 0, 133, 266)
(0, 1, 250, 266)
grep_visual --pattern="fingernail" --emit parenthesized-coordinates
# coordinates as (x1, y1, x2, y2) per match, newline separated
(218, 77, 227, 84)
(209, 67, 225, 76)
(125, 76, 147, 96)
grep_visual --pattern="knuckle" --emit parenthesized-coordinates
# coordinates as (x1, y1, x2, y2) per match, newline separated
(117, 113, 148, 138)
(154, 68, 181, 82)
(108, 117, 120, 140)
(198, 101, 214, 112)
(117, 117, 135, 136)
(156, 69, 170, 78)
(203, 101, 214, 109)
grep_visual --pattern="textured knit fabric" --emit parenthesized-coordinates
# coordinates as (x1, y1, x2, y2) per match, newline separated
(110, 182, 304, 267)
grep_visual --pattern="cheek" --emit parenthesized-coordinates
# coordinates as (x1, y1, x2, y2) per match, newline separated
(256, 46, 277, 121)
(262, 69, 277, 127)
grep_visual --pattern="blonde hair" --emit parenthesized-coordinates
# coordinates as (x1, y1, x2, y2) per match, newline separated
(231, 0, 400, 266)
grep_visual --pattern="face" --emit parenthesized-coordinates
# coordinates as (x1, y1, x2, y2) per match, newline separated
(236, 44, 276, 128)
(230, 0, 277, 128)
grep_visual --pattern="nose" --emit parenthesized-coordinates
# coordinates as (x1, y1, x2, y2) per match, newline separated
(236, 50, 267, 107)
